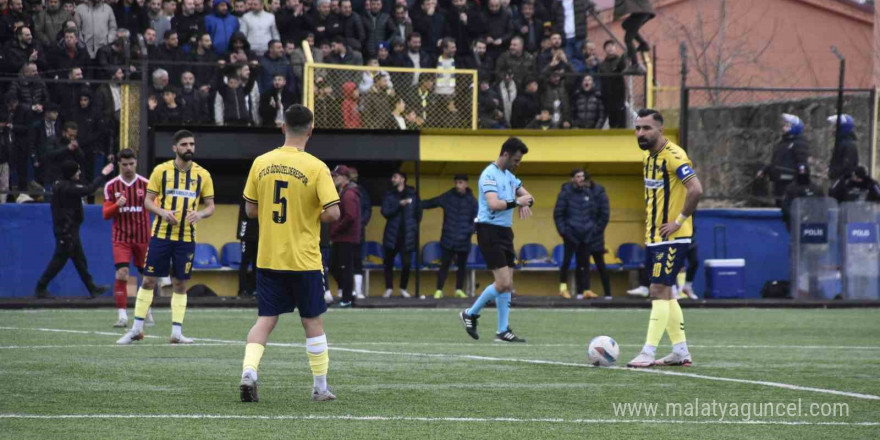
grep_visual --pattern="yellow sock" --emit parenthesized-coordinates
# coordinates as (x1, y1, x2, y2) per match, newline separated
(666, 299, 687, 345)
(242, 343, 265, 373)
(134, 287, 154, 319)
(306, 335, 329, 376)
(171, 292, 187, 325)
(645, 300, 670, 346)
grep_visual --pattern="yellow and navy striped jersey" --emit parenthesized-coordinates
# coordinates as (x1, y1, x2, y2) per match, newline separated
(243, 146, 339, 272)
(643, 140, 696, 245)
(146, 161, 215, 242)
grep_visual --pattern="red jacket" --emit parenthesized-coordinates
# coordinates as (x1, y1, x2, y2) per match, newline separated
(341, 82, 362, 129)
(330, 182, 362, 243)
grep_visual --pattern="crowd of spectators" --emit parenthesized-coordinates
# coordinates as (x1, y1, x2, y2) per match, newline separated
(0, 0, 643, 200)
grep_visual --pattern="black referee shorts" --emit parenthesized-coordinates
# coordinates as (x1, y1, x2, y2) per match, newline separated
(476, 223, 516, 270)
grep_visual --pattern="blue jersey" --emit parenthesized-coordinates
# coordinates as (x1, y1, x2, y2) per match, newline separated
(476, 163, 522, 227)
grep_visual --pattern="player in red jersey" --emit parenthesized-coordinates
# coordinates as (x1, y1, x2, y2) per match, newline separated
(102, 149, 153, 328)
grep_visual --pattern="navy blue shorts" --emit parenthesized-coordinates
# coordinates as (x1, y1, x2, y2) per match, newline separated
(256, 269, 327, 318)
(647, 242, 690, 286)
(144, 237, 195, 280)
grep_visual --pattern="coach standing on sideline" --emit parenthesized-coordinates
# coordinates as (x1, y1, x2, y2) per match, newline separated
(380, 171, 420, 298)
(554, 168, 598, 300)
(330, 165, 362, 307)
(421, 174, 478, 299)
(237, 196, 259, 296)
(34, 160, 114, 298)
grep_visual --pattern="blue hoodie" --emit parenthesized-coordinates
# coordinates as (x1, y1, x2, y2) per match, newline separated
(205, 0, 240, 55)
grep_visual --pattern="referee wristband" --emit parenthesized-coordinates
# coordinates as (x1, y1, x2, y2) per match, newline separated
(506, 200, 518, 210)
(674, 214, 689, 226)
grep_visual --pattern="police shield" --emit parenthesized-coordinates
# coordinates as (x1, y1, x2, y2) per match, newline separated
(839, 202, 880, 299)
(790, 197, 840, 299)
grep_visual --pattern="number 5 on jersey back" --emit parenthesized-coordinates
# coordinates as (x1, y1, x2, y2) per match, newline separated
(273, 180, 288, 224)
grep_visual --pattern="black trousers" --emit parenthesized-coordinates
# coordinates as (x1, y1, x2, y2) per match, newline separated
(437, 248, 468, 291)
(353, 241, 364, 275)
(590, 250, 612, 296)
(238, 238, 258, 295)
(331, 242, 356, 302)
(36, 233, 95, 291)
(559, 240, 590, 293)
(622, 13, 652, 64)
(384, 243, 411, 290)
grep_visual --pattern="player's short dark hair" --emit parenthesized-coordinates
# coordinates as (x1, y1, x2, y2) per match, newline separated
(118, 148, 136, 161)
(603, 39, 616, 49)
(500, 137, 528, 157)
(284, 104, 314, 134)
(570, 168, 584, 178)
(636, 108, 663, 125)
(173, 129, 194, 144)
(63, 121, 78, 131)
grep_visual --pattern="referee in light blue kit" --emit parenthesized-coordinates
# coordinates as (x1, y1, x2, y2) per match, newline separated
(459, 137, 534, 343)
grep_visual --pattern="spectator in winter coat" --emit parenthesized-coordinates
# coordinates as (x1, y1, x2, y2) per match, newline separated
(362, 72, 392, 128)
(188, 32, 220, 89)
(4, 26, 49, 77)
(420, 174, 478, 299)
(38, 121, 83, 190)
(550, 0, 594, 62)
(340, 81, 361, 129)
(34, 0, 72, 47)
(458, 38, 494, 84)
(390, 3, 412, 42)
(329, 165, 362, 305)
(226, 31, 257, 62)
(112, 0, 148, 35)
(204, 0, 240, 55)
(9, 62, 50, 112)
(259, 40, 297, 94)
(444, 0, 483, 58)
(145, 0, 171, 47)
(411, 0, 446, 57)
(554, 168, 600, 299)
(72, 90, 109, 189)
(75, 0, 118, 58)
(361, 0, 393, 58)
(214, 69, 257, 125)
(338, 0, 365, 52)
(598, 39, 626, 128)
(276, 0, 309, 44)
(494, 36, 535, 88)
(178, 71, 212, 124)
(539, 65, 571, 128)
(149, 87, 184, 124)
(380, 171, 420, 298)
(510, 76, 538, 128)
(0, 0, 35, 44)
(495, 70, 517, 126)
(239, 0, 279, 56)
(830, 165, 880, 204)
(482, 0, 512, 62)
(172, 0, 205, 51)
(757, 113, 810, 206)
(258, 73, 296, 126)
(151, 29, 186, 86)
(827, 114, 859, 181)
(49, 29, 90, 74)
(513, 0, 540, 54)
(3, 91, 35, 200)
(307, 0, 342, 45)
(572, 75, 604, 128)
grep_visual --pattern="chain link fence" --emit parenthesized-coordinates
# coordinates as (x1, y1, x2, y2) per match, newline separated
(305, 63, 477, 130)
(682, 87, 877, 207)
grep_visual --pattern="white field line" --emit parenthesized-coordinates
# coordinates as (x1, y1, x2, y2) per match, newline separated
(2, 326, 877, 351)
(0, 413, 877, 427)
(0, 343, 230, 349)
(3, 326, 880, 401)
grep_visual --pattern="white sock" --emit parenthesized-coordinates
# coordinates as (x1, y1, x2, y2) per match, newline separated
(354, 275, 363, 295)
(118, 308, 128, 320)
(171, 324, 182, 338)
(132, 318, 145, 332)
(242, 368, 257, 381)
(684, 282, 693, 291)
(673, 342, 690, 356)
(642, 344, 657, 356)
(313, 375, 327, 392)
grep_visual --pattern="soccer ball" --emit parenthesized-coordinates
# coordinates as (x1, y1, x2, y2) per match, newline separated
(587, 336, 620, 367)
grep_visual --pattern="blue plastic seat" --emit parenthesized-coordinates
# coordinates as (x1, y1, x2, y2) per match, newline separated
(421, 241, 443, 268)
(363, 241, 384, 269)
(466, 244, 486, 270)
(519, 243, 555, 268)
(220, 242, 242, 269)
(193, 243, 222, 269)
(551, 244, 575, 269)
(617, 243, 646, 270)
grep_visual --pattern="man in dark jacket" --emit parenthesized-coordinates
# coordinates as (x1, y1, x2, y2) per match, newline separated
(827, 114, 859, 181)
(584, 170, 611, 298)
(49, 28, 89, 74)
(782, 163, 824, 230)
(444, 0, 482, 58)
(236, 195, 258, 295)
(330, 165, 362, 307)
(757, 113, 809, 207)
(830, 165, 880, 204)
(4, 26, 49, 76)
(551, 0, 594, 62)
(410, 0, 446, 57)
(614, 0, 654, 73)
(34, 159, 114, 298)
(494, 36, 535, 89)
(572, 74, 605, 128)
(37, 121, 82, 190)
(338, 0, 365, 52)
(350, 166, 371, 299)
(361, 0, 394, 58)
(554, 168, 598, 299)
(380, 171, 420, 298)
(72, 90, 109, 201)
(259, 40, 298, 95)
(258, 73, 297, 126)
(421, 174, 478, 299)
(151, 30, 186, 86)
(172, 0, 204, 51)
(3, 91, 35, 201)
(598, 39, 627, 128)
(510, 76, 538, 128)
(482, 0, 512, 63)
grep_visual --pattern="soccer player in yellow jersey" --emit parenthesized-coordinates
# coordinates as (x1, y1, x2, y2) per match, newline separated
(238, 105, 341, 402)
(626, 109, 703, 368)
(117, 130, 216, 345)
